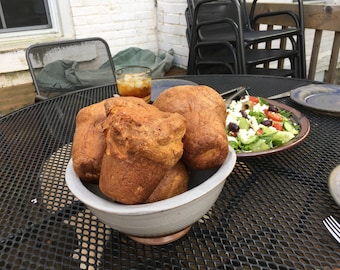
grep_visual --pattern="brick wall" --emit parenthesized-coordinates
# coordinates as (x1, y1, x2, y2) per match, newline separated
(69, 0, 159, 56)
(69, 0, 190, 68)
(156, 0, 188, 68)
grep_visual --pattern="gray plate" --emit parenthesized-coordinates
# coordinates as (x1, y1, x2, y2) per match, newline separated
(290, 84, 340, 116)
(151, 79, 197, 102)
(329, 165, 340, 208)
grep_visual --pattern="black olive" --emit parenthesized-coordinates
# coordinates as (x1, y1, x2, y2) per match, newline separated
(268, 105, 278, 113)
(261, 119, 272, 126)
(240, 110, 248, 118)
(228, 122, 240, 132)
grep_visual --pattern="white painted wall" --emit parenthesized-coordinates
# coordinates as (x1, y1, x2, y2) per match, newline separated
(69, 0, 158, 56)
(157, 0, 189, 68)
(67, 0, 190, 68)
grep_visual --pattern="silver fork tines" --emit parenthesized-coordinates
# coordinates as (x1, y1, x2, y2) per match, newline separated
(323, 216, 340, 243)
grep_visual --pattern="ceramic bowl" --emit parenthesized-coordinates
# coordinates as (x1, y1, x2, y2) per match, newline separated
(65, 146, 236, 241)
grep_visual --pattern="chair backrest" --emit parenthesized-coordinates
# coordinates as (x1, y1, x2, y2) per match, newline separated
(193, 39, 239, 73)
(26, 37, 116, 100)
(187, 0, 249, 58)
(186, 0, 243, 73)
(188, 0, 249, 31)
(249, 0, 304, 28)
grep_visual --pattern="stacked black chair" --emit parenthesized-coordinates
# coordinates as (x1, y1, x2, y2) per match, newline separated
(186, 0, 306, 78)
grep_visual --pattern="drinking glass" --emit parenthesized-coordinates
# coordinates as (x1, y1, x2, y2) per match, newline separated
(115, 66, 152, 103)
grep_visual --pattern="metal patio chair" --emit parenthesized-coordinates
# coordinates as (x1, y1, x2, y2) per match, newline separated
(26, 37, 116, 102)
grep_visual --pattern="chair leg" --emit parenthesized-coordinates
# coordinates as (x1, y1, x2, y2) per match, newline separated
(298, 33, 307, 79)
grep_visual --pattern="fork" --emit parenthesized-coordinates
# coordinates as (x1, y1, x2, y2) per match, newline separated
(323, 216, 340, 243)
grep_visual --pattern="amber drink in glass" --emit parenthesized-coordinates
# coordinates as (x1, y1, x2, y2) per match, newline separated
(115, 66, 152, 103)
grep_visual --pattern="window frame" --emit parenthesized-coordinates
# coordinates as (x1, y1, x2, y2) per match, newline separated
(0, 0, 52, 33)
(0, 0, 67, 39)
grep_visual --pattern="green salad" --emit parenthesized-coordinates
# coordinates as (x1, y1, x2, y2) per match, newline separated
(226, 95, 300, 152)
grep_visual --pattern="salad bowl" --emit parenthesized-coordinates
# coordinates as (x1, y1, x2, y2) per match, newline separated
(227, 98, 310, 158)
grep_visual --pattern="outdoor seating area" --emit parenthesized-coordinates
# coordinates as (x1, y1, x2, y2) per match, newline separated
(1, 1, 340, 269)
(0, 1, 340, 114)
(1, 74, 340, 269)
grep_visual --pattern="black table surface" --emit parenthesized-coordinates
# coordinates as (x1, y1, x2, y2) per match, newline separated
(1, 74, 339, 269)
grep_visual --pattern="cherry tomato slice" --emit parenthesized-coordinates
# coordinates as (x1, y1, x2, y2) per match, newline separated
(273, 122, 284, 131)
(249, 96, 259, 104)
(265, 111, 283, 122)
